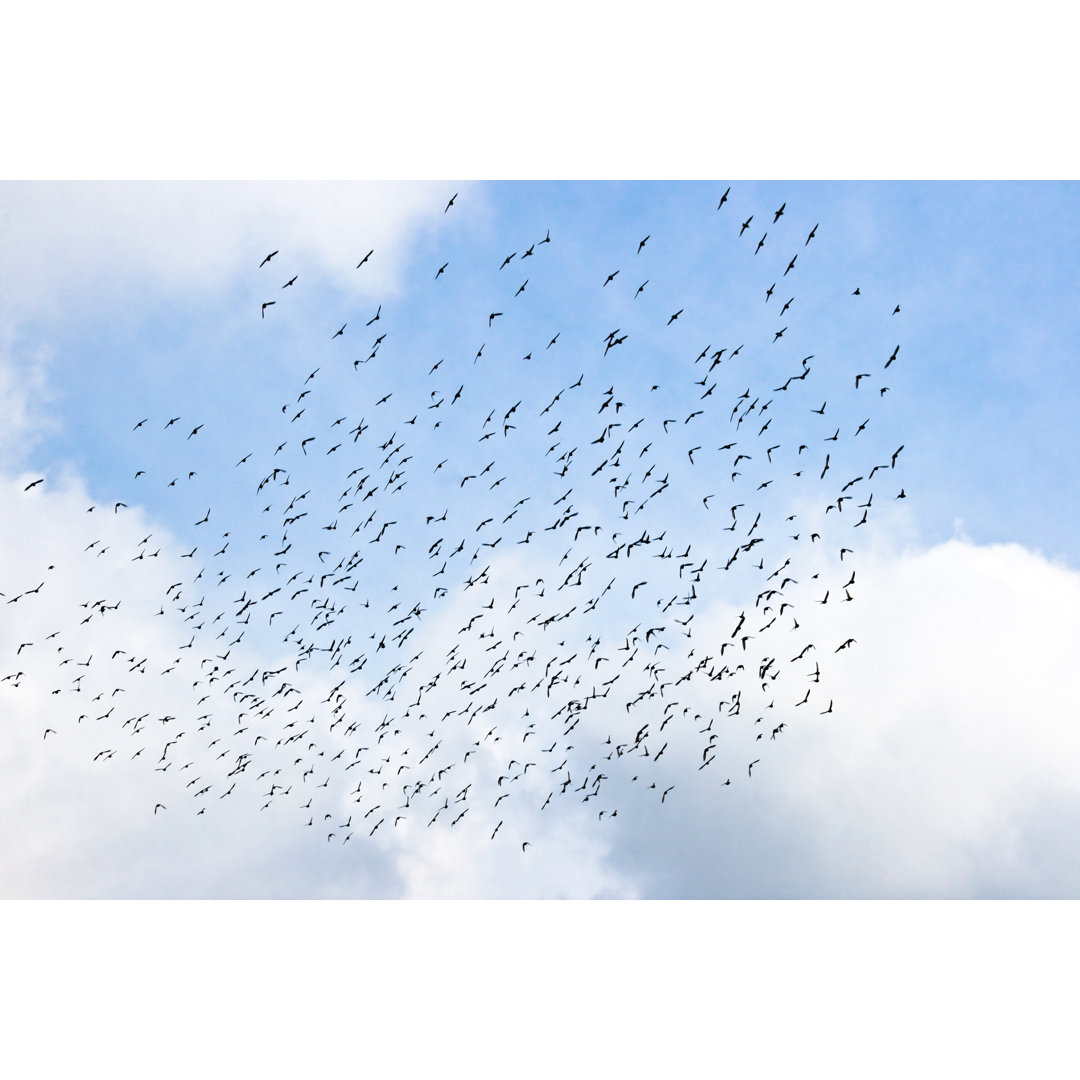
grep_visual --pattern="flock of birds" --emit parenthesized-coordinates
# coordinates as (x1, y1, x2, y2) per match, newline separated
(4, 185, 907, 854)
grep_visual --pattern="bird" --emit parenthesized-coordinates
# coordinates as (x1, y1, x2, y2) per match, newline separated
(8, 184, 906, 857)
(259, 250, 278, 267)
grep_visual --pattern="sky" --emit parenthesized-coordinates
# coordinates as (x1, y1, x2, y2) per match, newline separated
(3, 178, 1078, 905)
(3, 6, 1077, 1076)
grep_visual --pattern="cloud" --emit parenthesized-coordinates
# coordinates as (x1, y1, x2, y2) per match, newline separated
(600, 536, 1080, 897)
(0, 181, 462, 319)
(4, 509, 1077, 897)
(0, 180, 463, 468)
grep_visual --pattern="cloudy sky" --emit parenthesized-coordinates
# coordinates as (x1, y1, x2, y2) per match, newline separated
(2, 177, 1077, 906)
(4, 7, 1077, 1077)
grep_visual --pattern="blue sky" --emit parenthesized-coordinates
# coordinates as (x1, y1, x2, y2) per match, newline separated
(2, 178, 1079, 905)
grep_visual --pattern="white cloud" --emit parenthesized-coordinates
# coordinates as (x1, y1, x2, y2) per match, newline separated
(5, 514, 1077, 897)
(600, 536, 1080, 897)
(0, 181, 463, 319)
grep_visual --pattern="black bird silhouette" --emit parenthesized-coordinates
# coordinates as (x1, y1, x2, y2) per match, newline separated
(9, 184, 907, 855)
(259, 250, 278, 267)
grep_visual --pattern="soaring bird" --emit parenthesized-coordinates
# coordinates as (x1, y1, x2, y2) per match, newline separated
(259, 250, 278, 267)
